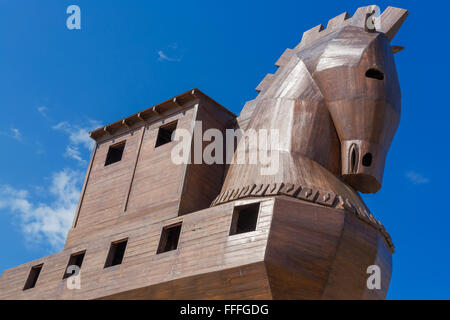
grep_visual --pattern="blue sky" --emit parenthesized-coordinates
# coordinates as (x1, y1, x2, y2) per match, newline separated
(0, 0, 449, 299)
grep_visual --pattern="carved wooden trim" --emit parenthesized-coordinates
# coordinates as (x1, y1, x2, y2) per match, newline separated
(211, 182, 394, 252)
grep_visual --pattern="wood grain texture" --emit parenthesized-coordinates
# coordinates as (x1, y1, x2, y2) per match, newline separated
(64, 94, 234, 250)
(0, 5, 407, 300)
(231, 5, 407, 195)
(0, 198, 274, 300)
(99, 262, 272, 300)
(266, 197, 392, 300)
(0, 197, 391, 300)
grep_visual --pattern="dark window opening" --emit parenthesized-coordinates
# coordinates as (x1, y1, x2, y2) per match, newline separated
(157, 223, 182, 254)
(362, 153, 373, 167)
(230, 203, 260, 235)
(23, 264, 43, 290)
(365, 68, 384, 80)
(104, 239, 128, 268)
(155, 121, 177, 147)
(105, 141, 126, 166)
(63, 251, 85, 279)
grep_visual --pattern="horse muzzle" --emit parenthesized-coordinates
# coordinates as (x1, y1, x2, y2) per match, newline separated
(340, 140, 387, 193)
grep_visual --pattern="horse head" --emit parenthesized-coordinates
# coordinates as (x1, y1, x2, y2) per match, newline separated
(216, 5, 408, 210)
(300, 6, 408, 193)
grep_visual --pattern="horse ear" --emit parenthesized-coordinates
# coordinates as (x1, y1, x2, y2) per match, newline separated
(377, 6, 408, 42)
(392, 45, 405, 54)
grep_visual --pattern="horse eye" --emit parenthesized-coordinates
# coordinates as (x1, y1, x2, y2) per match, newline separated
(365, 68, 384, 80)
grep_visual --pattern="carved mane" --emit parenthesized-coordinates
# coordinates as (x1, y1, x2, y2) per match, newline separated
(241, 5, 408, 129)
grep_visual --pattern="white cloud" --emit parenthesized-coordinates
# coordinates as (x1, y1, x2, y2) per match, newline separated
(10, 127, 22, 141)
(64, 146, 86, 165)
(53, 120, 101, 164)
(0, 169, 82, 250)
(52, 122, 93, 150)
(0, 117, 101, 251)
(157, 50, 181, 62)
(1, 127, 23, 141)
(406, 171, 430, 185)
(37, 106, 48, 118)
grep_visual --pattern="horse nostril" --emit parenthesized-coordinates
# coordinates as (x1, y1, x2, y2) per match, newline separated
(362, 153, 373, 167)
(349, 144, 358, 173)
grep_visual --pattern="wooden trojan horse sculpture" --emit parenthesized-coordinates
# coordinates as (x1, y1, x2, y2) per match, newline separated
(0, 5, 408, 301)
(211, 5, 408, 299)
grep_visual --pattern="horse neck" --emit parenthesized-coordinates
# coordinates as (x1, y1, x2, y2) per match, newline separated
(290, 99, 341, 175)
(246, 56, 341, 176)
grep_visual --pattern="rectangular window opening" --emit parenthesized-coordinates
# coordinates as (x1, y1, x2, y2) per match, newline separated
(104, 239, 128, 268)
(63, 251, 86, 279)
(105, 141, 126, 166)
(157, 223, 182, 254)
(229, 203, 260, 235)
(155, 121, 177, 147)
(23, 264, 43, 290)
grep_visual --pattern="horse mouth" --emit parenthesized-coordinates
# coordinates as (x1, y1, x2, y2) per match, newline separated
(342, 173, 381, 193)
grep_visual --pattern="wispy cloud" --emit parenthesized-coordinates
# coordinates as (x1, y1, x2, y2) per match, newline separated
(52, 121, 95, 150)
(157, 50, 181, 62)
(37, 106, 48, 118)
(0, 127, 23, 142)
(53, 120, 101, 164)
(64, 146, 85, 165)
(0, 114, 101, 251)
(10, 127, 22, 141)
(0, 169, 82, 249)
(157, 42, 183, 62)
(35, 141, 45, 156)
(406, 171, 430, 185)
